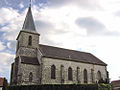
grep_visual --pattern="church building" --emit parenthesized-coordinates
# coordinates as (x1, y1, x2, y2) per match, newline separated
(10, 5, 109, 85)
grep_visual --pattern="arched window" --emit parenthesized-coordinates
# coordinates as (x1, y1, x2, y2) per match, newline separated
(91, 69, 94, 83)
(28, 36, 32, 46)
(84, 69, 88, 83)
(68, 67, 72, 80)
(60, 65, 64, 83)
(97, 71, 101, 81)
(51, 65, 56, 79)
(76, 67, 80, 82)
(29, 72, 33, 82)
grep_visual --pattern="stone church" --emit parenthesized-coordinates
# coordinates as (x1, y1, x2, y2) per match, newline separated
(10, 5, 109, 85)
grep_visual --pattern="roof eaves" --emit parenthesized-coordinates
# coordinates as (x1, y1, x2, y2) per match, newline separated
(42, 56, 107, 66)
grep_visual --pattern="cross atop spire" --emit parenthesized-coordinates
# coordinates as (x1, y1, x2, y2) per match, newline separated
(29, 0, 32, 7)
(22, 1, 36, 32)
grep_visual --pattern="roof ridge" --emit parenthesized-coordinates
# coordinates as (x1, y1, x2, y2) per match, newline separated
(39, 44, 89, 54)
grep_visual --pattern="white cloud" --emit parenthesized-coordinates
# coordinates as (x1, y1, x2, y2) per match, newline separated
(48, 0, 101, 9)
(0, 52, 14, 80)
(19, 2, 24, 9)
(7, 41, 16, 51)
(0, 42, 5, 51)
(0, 8, 19, 25)
(0, 52, 14, 66)
(0, 7, 26, 41)
(32, 4, 120, 81)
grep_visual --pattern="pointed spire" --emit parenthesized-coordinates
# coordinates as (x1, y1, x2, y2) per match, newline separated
(29, 0, 32, 7)
(22, 2, 36, 32)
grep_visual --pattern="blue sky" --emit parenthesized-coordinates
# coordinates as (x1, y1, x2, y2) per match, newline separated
(1, 0, 120, 82)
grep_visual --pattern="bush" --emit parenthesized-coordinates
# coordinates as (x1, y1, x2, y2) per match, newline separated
(98, 83, 111, 90)
(98, 78, 110, 84)
(5, 84, 111, 90)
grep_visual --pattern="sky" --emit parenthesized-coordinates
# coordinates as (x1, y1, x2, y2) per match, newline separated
(0, 0, 120, 82)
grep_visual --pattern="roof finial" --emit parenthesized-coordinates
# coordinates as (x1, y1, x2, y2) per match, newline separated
(29, 0, 32, 7)
(22, 0, 36, 32)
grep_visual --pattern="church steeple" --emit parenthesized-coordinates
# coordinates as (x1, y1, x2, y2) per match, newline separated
(16, 2, 40, 55)
(22, 4, 36, 32)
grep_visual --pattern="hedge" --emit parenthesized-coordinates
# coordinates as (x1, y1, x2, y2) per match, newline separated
(4, 84, 111, 90)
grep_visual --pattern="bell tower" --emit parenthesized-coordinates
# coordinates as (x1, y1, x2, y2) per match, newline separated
(10, 2, 41, 85)
(16, 5, 40, 57)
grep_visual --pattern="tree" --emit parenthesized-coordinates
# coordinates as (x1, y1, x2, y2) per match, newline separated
(2, 78, 8, 90)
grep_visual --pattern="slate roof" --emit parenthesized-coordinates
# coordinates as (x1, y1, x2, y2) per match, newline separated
(16, 56, 39, 65)
(39, 44, 107, 66)
(22, 6, 36, 32)
(111, 80, 120, 87)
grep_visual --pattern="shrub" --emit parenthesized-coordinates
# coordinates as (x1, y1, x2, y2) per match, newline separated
(98, 83, 111, 90)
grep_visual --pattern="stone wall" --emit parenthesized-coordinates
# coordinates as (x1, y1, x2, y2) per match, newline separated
(16, 47, 37, 57)
(41, 57, 107, 84)
(16, 31, 39, 57)
(18, 31, 39, 49)
(14, 57, 107, 85)
(19, 63, 40, 85)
